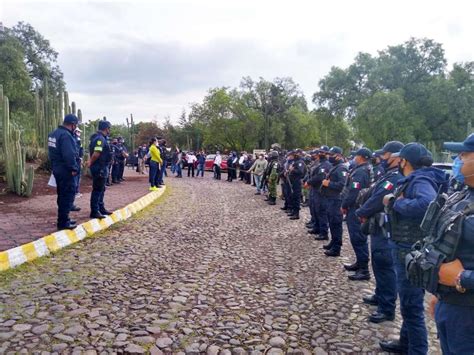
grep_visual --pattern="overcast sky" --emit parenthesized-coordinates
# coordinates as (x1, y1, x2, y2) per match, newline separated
(2, 0, 473, 124)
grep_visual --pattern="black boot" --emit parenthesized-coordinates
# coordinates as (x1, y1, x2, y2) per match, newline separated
(379, 340, 408, 354)
(322, 242, 333, 250)
(289, 212, 300, 220)
(348, 264, 371, 281)
(343, 262, 360, 271)
(324, 249, 340, 257)
(280, 206, 288, 211)
(268, 197, 276, 205)
(314, 234, 329, 241)
(369, 311, 395, 323)
(362, 294, 378, 306)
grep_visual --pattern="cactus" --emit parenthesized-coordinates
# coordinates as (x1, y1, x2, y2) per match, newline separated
(77, 109, 82, 123)
(0, 85, 34, 197)
(71, 101, 76, 115)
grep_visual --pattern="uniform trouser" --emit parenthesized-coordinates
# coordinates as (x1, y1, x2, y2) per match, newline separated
(118, 160, 125, 179)
(268, 179, 277, 198)
(290, 180, 302, 212)
(391, 242, 428, 355)
(74, 166, 81, 194)
(282, 182, 290, 207)
(347, 208, 369, 264)
(90, 166, 108, 213)
(149, 161, 160, 187)
(309, 188, 316, 222)
(324, 197, 343, 251)
(370, 231, 396, 315)
(435, 301, 474, 355)
(53, 169, 76, 226)
(112, 163, 120, 182)
(316, 193, 328, 237)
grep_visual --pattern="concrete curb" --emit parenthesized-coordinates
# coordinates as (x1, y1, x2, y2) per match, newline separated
(0, 187, 166, 272)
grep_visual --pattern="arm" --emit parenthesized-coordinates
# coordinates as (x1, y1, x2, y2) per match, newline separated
(59, 135, 79, 173)
(393, 179, 437, 218)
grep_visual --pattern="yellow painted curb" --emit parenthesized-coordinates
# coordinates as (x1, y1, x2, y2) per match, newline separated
(0, 187, 166, 272)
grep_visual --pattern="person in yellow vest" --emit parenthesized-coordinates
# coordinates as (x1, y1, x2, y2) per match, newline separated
(148, 137, 162, 191)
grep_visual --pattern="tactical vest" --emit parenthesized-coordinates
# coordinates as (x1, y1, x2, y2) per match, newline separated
(405, 189, 474, 303)
(387, 182, 425, 244)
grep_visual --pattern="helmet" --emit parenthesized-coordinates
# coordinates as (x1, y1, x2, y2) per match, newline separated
(98, 120, 112, 130)
(270, 143, 281, 151)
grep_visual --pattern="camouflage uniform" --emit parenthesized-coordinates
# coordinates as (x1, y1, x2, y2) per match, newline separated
(268, 160, 279, 199)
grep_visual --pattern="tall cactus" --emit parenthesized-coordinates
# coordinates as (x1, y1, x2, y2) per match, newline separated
(71, 101, 76, 115)
(0, 85, 34, 197)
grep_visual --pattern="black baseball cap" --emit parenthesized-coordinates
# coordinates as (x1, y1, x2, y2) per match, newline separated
(382, 141, 404, 154)
(355, 147, 372, 159)
(393, 142, 433, 167)
(329, 146, 343, 155)
(443, 134, 474, 153)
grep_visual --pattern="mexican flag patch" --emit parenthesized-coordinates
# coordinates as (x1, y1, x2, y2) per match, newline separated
(342, 171, 348, 177)
(352, 182, 361, 189)
(383, 181, 394, 190)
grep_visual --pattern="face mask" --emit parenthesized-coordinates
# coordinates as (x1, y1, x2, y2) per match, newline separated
(329, 156, 337, 164)
(453, 157, 464, 184)
(398, 161, 406, 176)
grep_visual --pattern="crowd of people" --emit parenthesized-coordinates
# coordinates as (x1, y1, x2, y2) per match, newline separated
(48, 113, 473, 354)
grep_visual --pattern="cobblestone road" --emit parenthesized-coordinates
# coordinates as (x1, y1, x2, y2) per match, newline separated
(0, 175, 439, 354)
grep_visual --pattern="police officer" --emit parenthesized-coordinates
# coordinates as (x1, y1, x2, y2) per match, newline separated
(380, 143, 448, 354)
(280, 151, 294, 213)
(311, 146, 332, 241)
(305, 150, 321, 230)
(342, 147, 373, 281)
(320, 146, 348, 257)
(88, 121, 114, 219)
(111, 138, 121, 184)
(423, 134, 474, 354)
(355, 141, 404, 323)
(288, 149, 306, 220)
(48, 114, 80, 230)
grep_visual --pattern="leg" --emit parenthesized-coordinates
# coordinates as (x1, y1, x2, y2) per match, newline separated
(347, 208, 369, 265)
(327, 199, 343, 252)
(317, 193, 329, 237)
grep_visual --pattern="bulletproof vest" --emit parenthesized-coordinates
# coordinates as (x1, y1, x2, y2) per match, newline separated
(405, 189, 474, 304)
(387, 182, 425, 244)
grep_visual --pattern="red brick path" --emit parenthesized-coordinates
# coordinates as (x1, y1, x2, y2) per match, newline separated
(0, 168, 152, 252)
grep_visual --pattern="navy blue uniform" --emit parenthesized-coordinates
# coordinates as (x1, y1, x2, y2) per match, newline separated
(305, 160, 320, 227)
(320, 160, 348, 252)
(356, 168, 402, 317)
(435, 188, 474, 354)
(342, 162, 372, 265)
(389, 167, 448, 354)
(48, 126, 79, 228)
(89, 132, 112, 214)
(111, 143, 123, 183)
(288, 158, 305, 213)
(74, 135, 83, 194)
(307, 158, 332, 235)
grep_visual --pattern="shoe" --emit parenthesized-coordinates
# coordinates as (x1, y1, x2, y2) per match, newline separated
(307, 229, 320, 235)
(362, 294, 379, 306)
(379, 340, 408, 354)
(106, 182, 111, 186)
(57, 223, 77, 231)
(268, 200, 276, 205)
(369, 312, 395, 323)
(113, 180, 121, 184)
(348, 269, 371, 281)
(255, 192, 261, 195)
(314, 235, 329, 241)
(286, 209, 294, 215)
(344, 262, 360, 271)
(324, 249, 340, 257)
(70, 205, 81, 212)
(289, 213, 300, 220)
(100, 210, 113, 215)
(90, 212, 106, 219)
(280, 207, 288, 211)
(322, 243, 333, 250)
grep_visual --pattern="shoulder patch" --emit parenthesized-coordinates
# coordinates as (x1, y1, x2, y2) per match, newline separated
(342, 171, 348, 177)
(383, 181, 394, 190)
(97, 140, 102, 146)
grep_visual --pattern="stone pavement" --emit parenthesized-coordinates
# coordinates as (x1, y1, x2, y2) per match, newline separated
(0, 168, 150, 252)
(0, 174, 440, 354)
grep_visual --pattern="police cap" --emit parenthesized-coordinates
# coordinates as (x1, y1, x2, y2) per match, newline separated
(443, 133, 474, 153)
(355, 147, 372, 159)
(373, 149, 384, 158)
(329, 146, 343, 155)
(319, 145, 330, 152)
(98, 120, 112, 130)
(63, 114, 78, 125)
(394, 142, 433, 167)
(382, 141, 404, 154)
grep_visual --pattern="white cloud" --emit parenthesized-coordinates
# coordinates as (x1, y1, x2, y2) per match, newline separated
(1, 0, 473, 124)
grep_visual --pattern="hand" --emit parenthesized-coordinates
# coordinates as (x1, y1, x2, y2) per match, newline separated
(428, 295, 438, 319)
(322, 179, 330, 187)
(72, 171, 78, 176)
(438, 259, 464, 286)
(304, 182, 309, 189)
(383, 194, 394, 206)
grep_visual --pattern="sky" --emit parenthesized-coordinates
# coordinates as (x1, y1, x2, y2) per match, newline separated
(2, 0, 473, 125)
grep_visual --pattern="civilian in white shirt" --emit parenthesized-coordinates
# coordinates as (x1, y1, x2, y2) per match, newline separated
(187, 152, 197, 177)
(214, 151, 222, 180)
